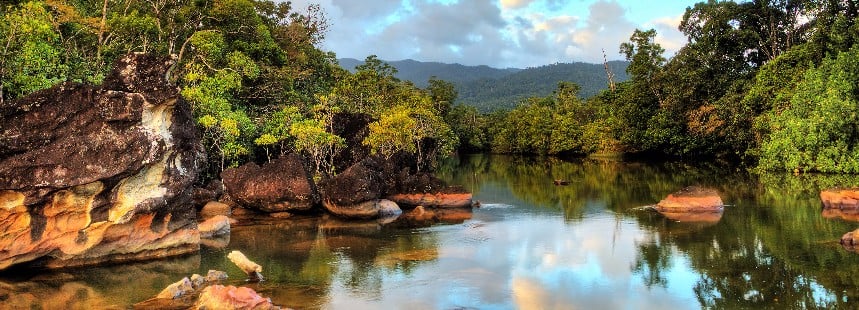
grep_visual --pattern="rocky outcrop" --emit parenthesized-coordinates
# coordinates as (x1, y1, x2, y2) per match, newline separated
(0, 53, 203, 270)
(222, 154, 317, 213)
(655, 187, 724, 213)
(821, 189, 859, 210)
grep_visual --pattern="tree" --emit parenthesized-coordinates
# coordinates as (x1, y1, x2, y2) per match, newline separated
(290, 118, 344, 177)
(758, 48, 859, 173)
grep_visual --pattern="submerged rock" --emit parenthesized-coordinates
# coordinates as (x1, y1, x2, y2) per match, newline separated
(322, 199, 400, 220)
(841, 229, 859, 252)
(221, 154, 317, 213)
(0, 53, 203, 270)
(821, 189, 859, 210)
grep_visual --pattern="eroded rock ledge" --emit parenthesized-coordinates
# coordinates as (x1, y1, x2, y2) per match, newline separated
(0, 53, 203, 270)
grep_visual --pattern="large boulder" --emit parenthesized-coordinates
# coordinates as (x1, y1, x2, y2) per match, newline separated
(320, 154, 473, 219)
(0, 53, 203, 270)
(221, 154, 317, 213)
(319, 156, 387, 218)
(654, 186, 724, 213)
(821, 188, 859, 210)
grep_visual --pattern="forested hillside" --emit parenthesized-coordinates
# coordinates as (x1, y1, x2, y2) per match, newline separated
(340, 58, 628, 111)
(339, 58, 520, 88)
(457, 61, 629, 111)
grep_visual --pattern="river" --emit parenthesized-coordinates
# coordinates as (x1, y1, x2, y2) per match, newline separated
(2, 154, 859, 309)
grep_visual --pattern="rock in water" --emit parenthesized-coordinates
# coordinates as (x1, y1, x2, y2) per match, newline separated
(655, 186, 724, 213)
(221, 154, 317, 213)
(821, 188, 859, 210)
(227, 250, 263, 281)
(0, 53, 203, 270)
(196, 285, 280, 310)
(156, 277, 195, 299)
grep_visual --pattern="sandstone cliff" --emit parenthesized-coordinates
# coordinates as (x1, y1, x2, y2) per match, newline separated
(0, 53, 203, 270)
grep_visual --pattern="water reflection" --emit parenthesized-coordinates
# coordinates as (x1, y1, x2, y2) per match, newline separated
(5, 155, 859, 309)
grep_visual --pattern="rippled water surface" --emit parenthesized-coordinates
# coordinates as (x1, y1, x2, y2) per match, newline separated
(5, 155, 859, 309)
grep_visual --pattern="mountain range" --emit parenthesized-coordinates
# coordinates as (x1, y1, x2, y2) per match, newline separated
(338, 58, 629, 112)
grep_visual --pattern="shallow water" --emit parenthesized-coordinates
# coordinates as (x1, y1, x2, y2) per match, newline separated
(4, 155, 859, 309)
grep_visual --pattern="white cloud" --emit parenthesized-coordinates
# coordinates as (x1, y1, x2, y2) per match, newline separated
(646, 14, 687, 57)
(285, 0, 690, 68)
(501, 0, 535, 10)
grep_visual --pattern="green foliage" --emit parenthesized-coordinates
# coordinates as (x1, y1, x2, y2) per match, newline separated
(489, 82, 605, 156)
(759, 49, 859, 173)
(0, 1, 68, 101)
(290, 118, 344, 176)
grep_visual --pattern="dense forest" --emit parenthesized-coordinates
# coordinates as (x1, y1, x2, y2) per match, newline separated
(453, 0, 859, 175)
(3, 0, 859, 175)
(0, 0, 459, 181)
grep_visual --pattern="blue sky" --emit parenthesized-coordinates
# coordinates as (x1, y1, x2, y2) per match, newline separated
(287, 0, 703, 68)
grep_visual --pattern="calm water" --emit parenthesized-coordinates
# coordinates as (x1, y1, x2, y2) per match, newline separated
(4, 155, 859, 309)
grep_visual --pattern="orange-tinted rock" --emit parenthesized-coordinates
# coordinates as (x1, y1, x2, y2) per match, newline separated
(196, 285, 280, 310)
(655, 187, 724, 213)
(821, 189, 859, 210)
(0, 185, 200, 270)
(387, 192, 473, 208)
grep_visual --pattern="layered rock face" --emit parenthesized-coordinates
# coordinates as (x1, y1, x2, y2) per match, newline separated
(0, 53, 203, 270)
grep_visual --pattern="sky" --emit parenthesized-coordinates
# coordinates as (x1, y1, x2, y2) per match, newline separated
(286, 0, 703, 68)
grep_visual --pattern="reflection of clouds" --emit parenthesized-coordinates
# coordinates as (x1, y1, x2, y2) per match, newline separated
(325, 208, 700, 309)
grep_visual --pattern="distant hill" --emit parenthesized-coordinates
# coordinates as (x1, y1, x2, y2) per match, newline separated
(337, 58, 629, 112)
(338, 58, 520, 88)
(458, 61, 629, 111)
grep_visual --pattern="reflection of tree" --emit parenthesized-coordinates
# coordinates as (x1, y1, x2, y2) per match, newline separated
(443, 155, 859, 308)
(627, 170, 859, 308)
(632, 235, 672, 288)
(214, 217, 442, 308)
